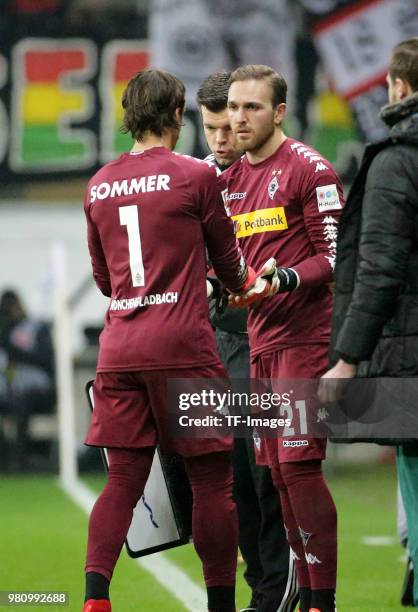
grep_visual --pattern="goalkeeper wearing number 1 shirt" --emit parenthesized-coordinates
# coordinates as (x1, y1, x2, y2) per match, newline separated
(223, 65, 345, 612)
(81, 69, 260, 612)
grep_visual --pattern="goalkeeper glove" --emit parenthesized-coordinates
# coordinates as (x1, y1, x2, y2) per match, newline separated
(229, 258, 299, 308)
(258, 257, 299, 295)
(207, 264, 260, 312)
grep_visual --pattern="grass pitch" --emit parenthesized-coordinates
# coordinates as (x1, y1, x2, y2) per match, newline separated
(0, 456, 408, 611)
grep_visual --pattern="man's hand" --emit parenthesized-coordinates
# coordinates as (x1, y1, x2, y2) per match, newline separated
(229, 258, 300, 308)
(318, 359, 357, 404)
(229, 275, 271, 308)
(256, 257, 281, 296)
(228, 259, 276, 308)
(207, 277, 229, 314)
(206, 280, 214, 299)
(207, 264, 262, 312)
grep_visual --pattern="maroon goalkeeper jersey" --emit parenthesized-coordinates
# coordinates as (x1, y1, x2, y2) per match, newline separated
(222, 137, 344, 359)
(84, 146, 247, 372)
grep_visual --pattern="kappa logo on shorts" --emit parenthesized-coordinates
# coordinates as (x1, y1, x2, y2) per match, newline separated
(316, 407, 329, 422)
(282, 439, 309, 448)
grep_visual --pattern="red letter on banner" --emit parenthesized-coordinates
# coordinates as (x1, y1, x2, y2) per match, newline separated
(100, 41, 149, 163)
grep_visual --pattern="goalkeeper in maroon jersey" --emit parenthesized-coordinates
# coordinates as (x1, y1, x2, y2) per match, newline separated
(81, 68, 260, 612)
(222, 65, 344, 612)
(197, 72, 298, 612)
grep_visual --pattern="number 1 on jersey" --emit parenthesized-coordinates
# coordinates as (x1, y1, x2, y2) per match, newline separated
(119, 205, 145, 287)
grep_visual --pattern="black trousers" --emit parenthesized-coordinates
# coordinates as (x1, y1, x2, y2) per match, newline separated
(215, 329, 297, 608)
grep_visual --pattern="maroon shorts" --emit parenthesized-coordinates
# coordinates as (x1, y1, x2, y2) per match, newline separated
(85, 362, 232, 457)
(250, 344, 329, 465)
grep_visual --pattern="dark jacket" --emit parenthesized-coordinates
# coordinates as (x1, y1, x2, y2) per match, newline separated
(205, 153, 248, 335)
(330, 94, 418, 377)
(208, 283, 248, 334)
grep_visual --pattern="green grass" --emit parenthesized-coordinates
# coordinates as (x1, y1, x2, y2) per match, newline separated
(0, 476, 188, 611)
(329, 461, 405, 611)
(0, 460, 408, 611)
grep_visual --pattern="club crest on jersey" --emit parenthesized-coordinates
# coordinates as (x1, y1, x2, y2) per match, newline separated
(268, 175, 279, 200)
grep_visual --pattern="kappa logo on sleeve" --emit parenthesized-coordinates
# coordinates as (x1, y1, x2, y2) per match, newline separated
(231, 207, 288, 238)
(316, 184, 342, 213)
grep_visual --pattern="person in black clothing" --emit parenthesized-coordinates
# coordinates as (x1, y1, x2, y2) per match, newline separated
(197, 72, 298, 612)
(0, 289, 55, 469)
(321, 38, 418, 608)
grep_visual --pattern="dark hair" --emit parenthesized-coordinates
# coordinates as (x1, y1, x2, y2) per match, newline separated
(0, 289, 25, 321)
(229, 64, 287, 106)
(121, 69, 186, 141)
(389, 38, 418, 92)
(196, 71, 231, 112)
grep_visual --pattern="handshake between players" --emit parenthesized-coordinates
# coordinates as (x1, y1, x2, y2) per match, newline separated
(208, 258, 300, 309)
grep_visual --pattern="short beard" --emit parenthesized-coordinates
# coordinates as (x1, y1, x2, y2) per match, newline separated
(239, 122, 276, 153)
(216, 155, 241, 168)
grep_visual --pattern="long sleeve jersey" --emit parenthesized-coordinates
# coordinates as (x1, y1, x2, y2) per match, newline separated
(222, 137, 344, 359)
(84, 146, 248, 371)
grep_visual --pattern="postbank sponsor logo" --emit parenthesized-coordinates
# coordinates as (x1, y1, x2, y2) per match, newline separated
(231, 207, 288, 238)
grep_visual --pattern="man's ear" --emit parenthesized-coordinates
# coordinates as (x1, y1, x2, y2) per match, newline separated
(395, 77, 412, 101)
(175, 107, 184, 125)
(274, 103, 286, 126)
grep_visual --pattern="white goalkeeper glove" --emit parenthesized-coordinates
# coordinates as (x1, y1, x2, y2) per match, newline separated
(206, 280, 214, 299)
(229, 258, 299, 308)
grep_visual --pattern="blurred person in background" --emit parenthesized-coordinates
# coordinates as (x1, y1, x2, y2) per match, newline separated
(197, 71, 298, 612)
(0, 289, 55, 470)
(397, 485, 414, 606)
(2, 0, 72, 35)
(65, 0, 141, 37)
(2, 0, 68, 14)
(322, 37, 418, 608)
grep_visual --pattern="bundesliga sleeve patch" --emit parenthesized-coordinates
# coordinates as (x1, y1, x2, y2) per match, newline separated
(316, 184, 342, 213)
